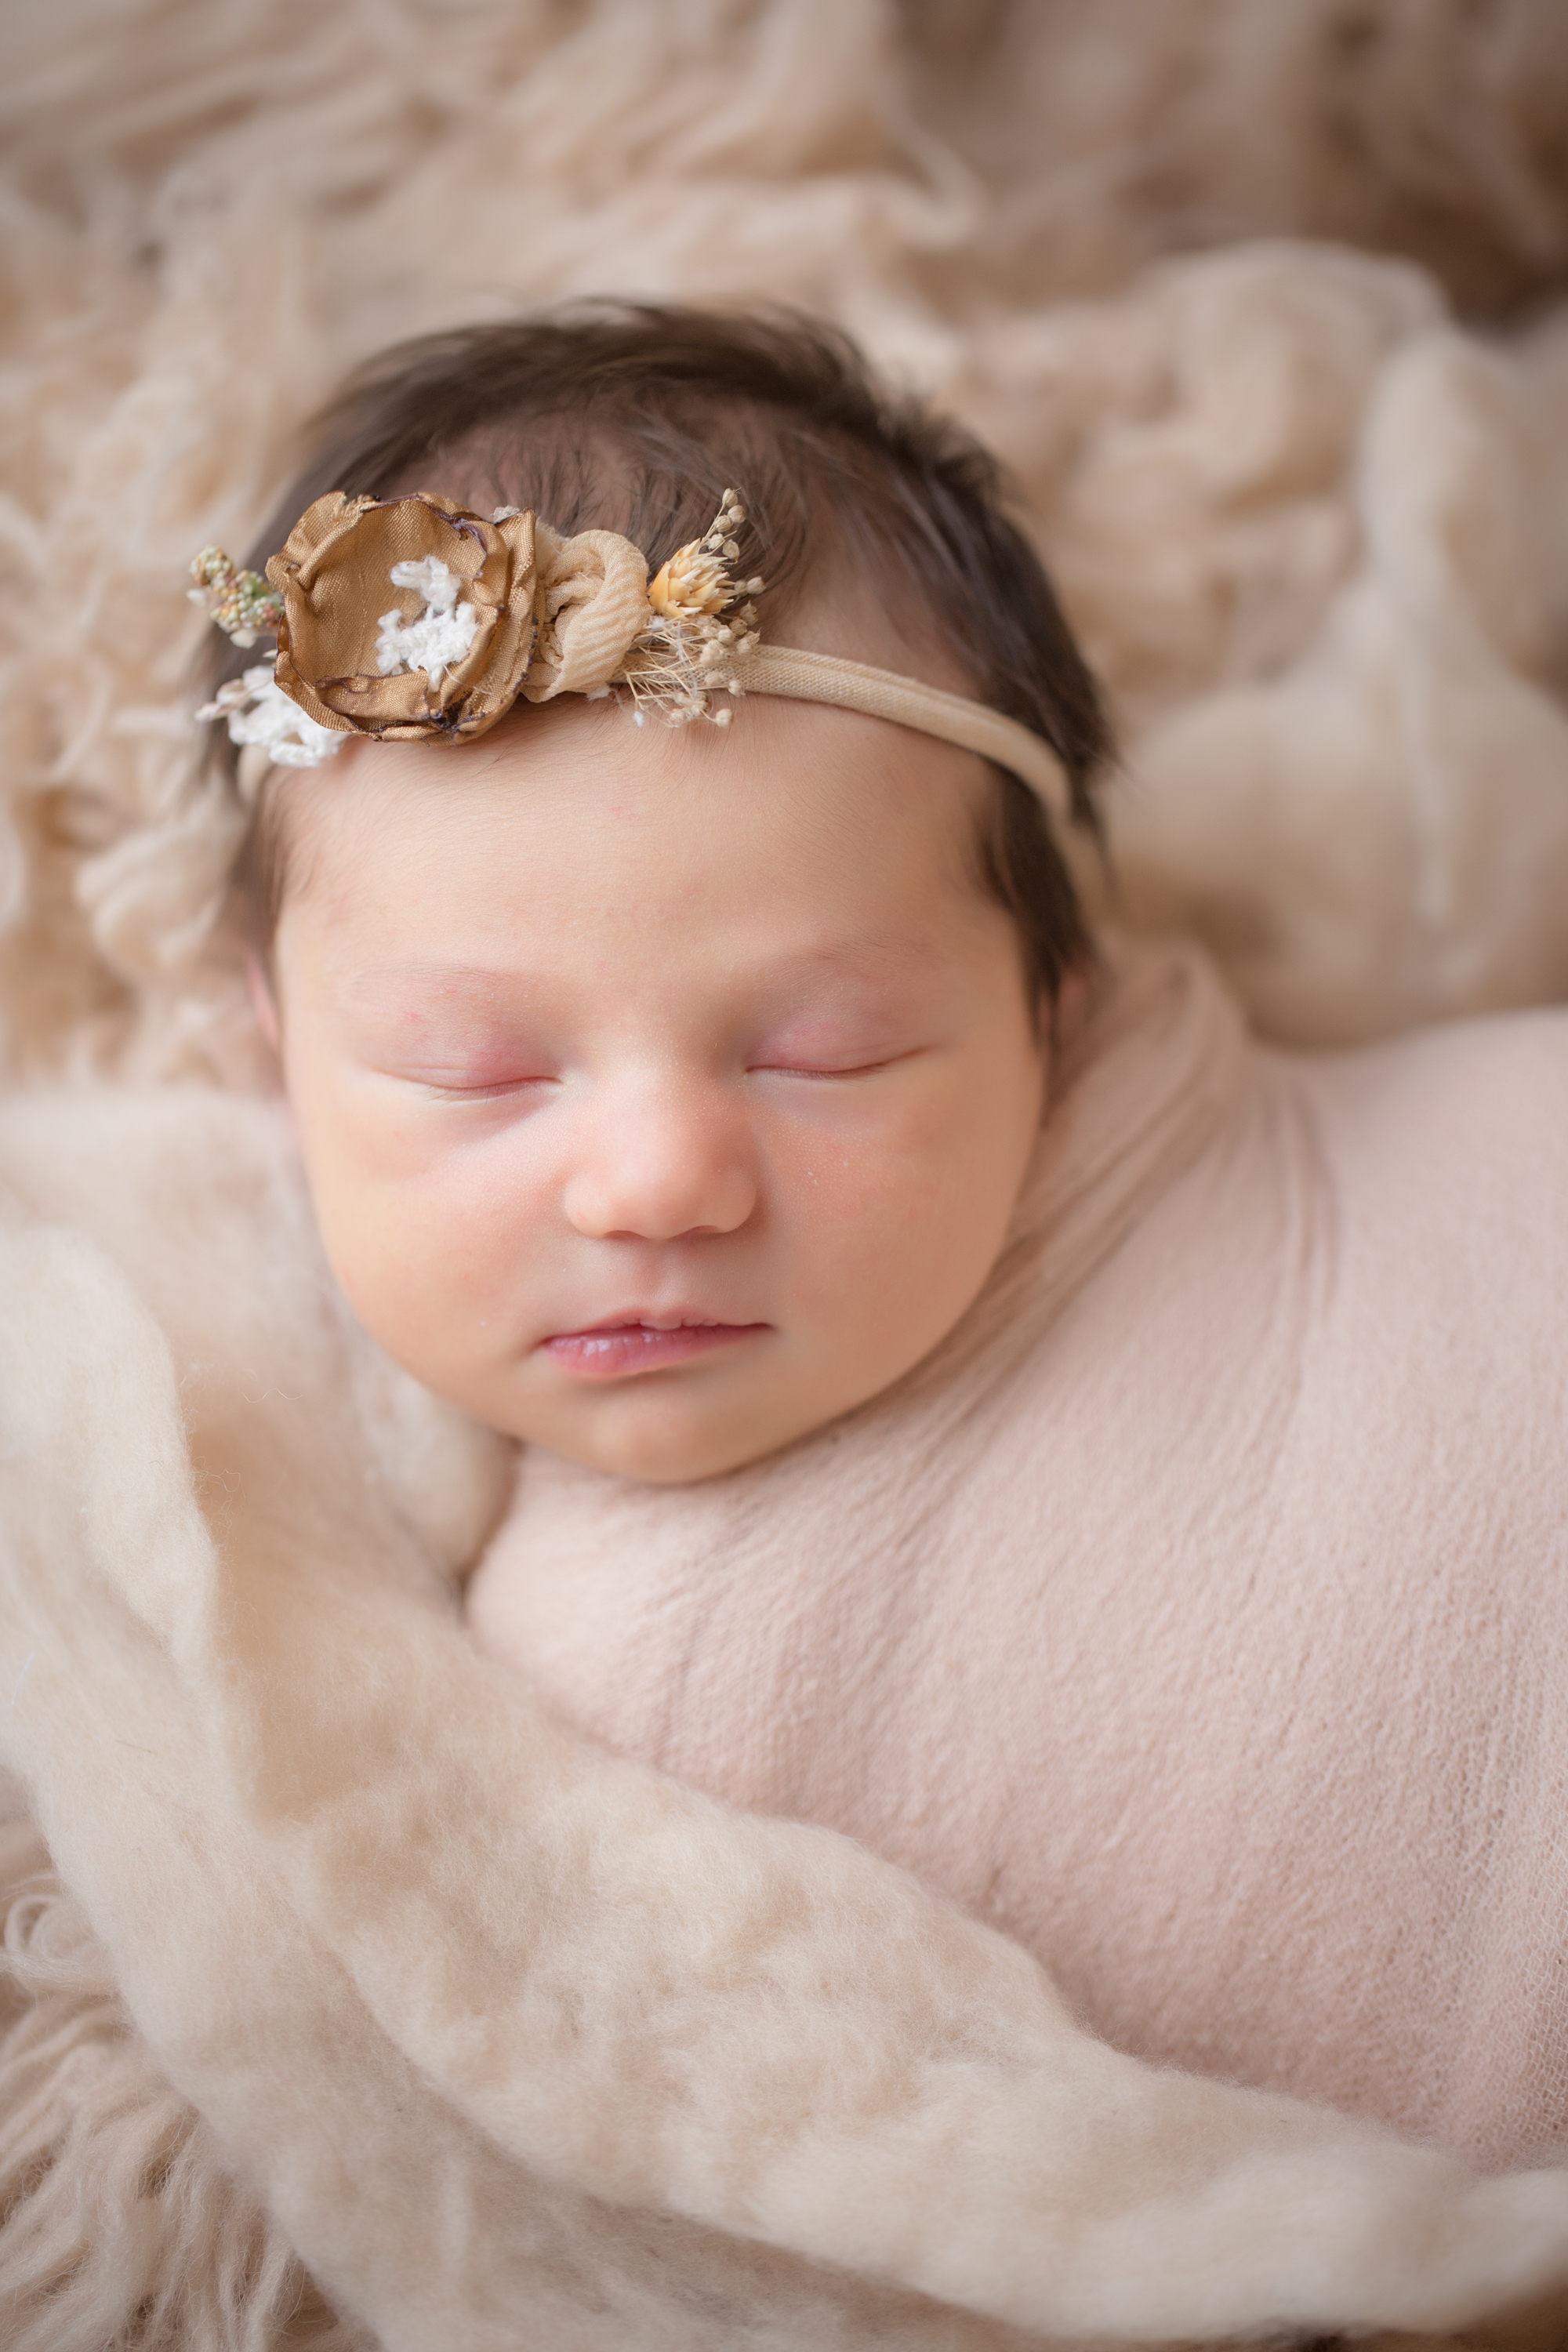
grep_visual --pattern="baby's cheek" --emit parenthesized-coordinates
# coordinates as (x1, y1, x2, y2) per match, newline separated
(771, 1072, 1033, 1367)
(787, 1072, 995, 1220)
(307, 1135, 526, 1378)
(768, 1115, 962, 1312)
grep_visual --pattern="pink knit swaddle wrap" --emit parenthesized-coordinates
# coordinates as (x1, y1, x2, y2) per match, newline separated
(471, 938, 1568, 2172)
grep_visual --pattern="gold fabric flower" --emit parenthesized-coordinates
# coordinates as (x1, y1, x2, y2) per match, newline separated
(264, 493, 540, 744)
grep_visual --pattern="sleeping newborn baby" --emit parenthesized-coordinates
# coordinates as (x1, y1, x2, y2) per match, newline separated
(208, 307, 1568, 2178)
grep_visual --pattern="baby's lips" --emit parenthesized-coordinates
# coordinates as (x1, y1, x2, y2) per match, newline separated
(543, 1321, 769, 1380)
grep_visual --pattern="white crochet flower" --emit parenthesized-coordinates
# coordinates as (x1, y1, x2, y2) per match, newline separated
(376, 556, 481, 681)
(197, 666, 344, 768)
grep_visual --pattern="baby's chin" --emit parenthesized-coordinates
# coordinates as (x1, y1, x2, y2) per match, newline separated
(499, 1372, 853, 1486)
(510, 1410, 816, 1488)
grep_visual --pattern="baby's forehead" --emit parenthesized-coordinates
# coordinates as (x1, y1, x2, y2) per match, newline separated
(307, 675, 985, 859)
(332, 924, 952, 1006)
(284, 716, 1000, 1011)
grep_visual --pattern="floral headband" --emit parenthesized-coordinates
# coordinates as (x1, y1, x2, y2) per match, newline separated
(193, 490, 1072, 818)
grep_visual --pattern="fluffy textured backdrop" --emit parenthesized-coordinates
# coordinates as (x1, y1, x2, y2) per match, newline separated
(2, 0, 1567, 1075)
(3, 5, 1568, 2348)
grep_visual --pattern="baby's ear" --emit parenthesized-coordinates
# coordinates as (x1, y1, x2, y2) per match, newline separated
(1044, 963, 1091, 1066)
(247, 950, 281, 1057)
(1054, 965, 1088, 1030)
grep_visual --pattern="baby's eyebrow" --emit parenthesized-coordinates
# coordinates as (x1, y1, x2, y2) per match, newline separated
(334, 938, 945, 1010)
(730, 941, 949, 996)
(332, 960, 548, 1012)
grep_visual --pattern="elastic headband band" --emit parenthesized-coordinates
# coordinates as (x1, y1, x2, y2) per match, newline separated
(731, 647, 1072, 822)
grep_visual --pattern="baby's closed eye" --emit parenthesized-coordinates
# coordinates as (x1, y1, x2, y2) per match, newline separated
(746, 1039, 931, 1079)
(365, 1036, 562, 1099)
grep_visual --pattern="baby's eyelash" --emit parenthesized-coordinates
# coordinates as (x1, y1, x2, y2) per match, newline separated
(402, 1073, 558, 1102)
(747, 1050, 920, 1080)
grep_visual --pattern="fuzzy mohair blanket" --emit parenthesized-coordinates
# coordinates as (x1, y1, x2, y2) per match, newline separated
(4, 2, 1568, 2347)
(2, 0, 1568, 1077)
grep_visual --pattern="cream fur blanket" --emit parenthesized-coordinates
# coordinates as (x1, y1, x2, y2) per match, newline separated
(3, 946, 1568, 2352)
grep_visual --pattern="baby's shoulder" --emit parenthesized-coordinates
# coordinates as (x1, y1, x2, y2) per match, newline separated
(1290, 1003, 1568, 1181)
(1281, 1006, 1568, 1323)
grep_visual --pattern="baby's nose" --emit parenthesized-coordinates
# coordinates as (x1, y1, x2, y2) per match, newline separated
(561, 1086, 756, 1243)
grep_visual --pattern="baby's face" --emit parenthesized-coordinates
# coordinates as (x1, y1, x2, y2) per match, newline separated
(268, 691, 1047, 1481)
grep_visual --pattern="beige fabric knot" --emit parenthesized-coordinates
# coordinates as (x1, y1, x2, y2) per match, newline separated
(524, 523, 652, 702)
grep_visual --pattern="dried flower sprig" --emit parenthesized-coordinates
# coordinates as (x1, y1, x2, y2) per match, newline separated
(187, 546, 285, 648)
(626, 492, 764, 730)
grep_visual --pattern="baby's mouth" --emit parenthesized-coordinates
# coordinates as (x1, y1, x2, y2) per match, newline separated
(542, 1317, 770, 1380)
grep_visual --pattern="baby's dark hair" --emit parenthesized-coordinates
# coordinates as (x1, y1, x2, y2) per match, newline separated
(205, 304, 1111, 1004)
